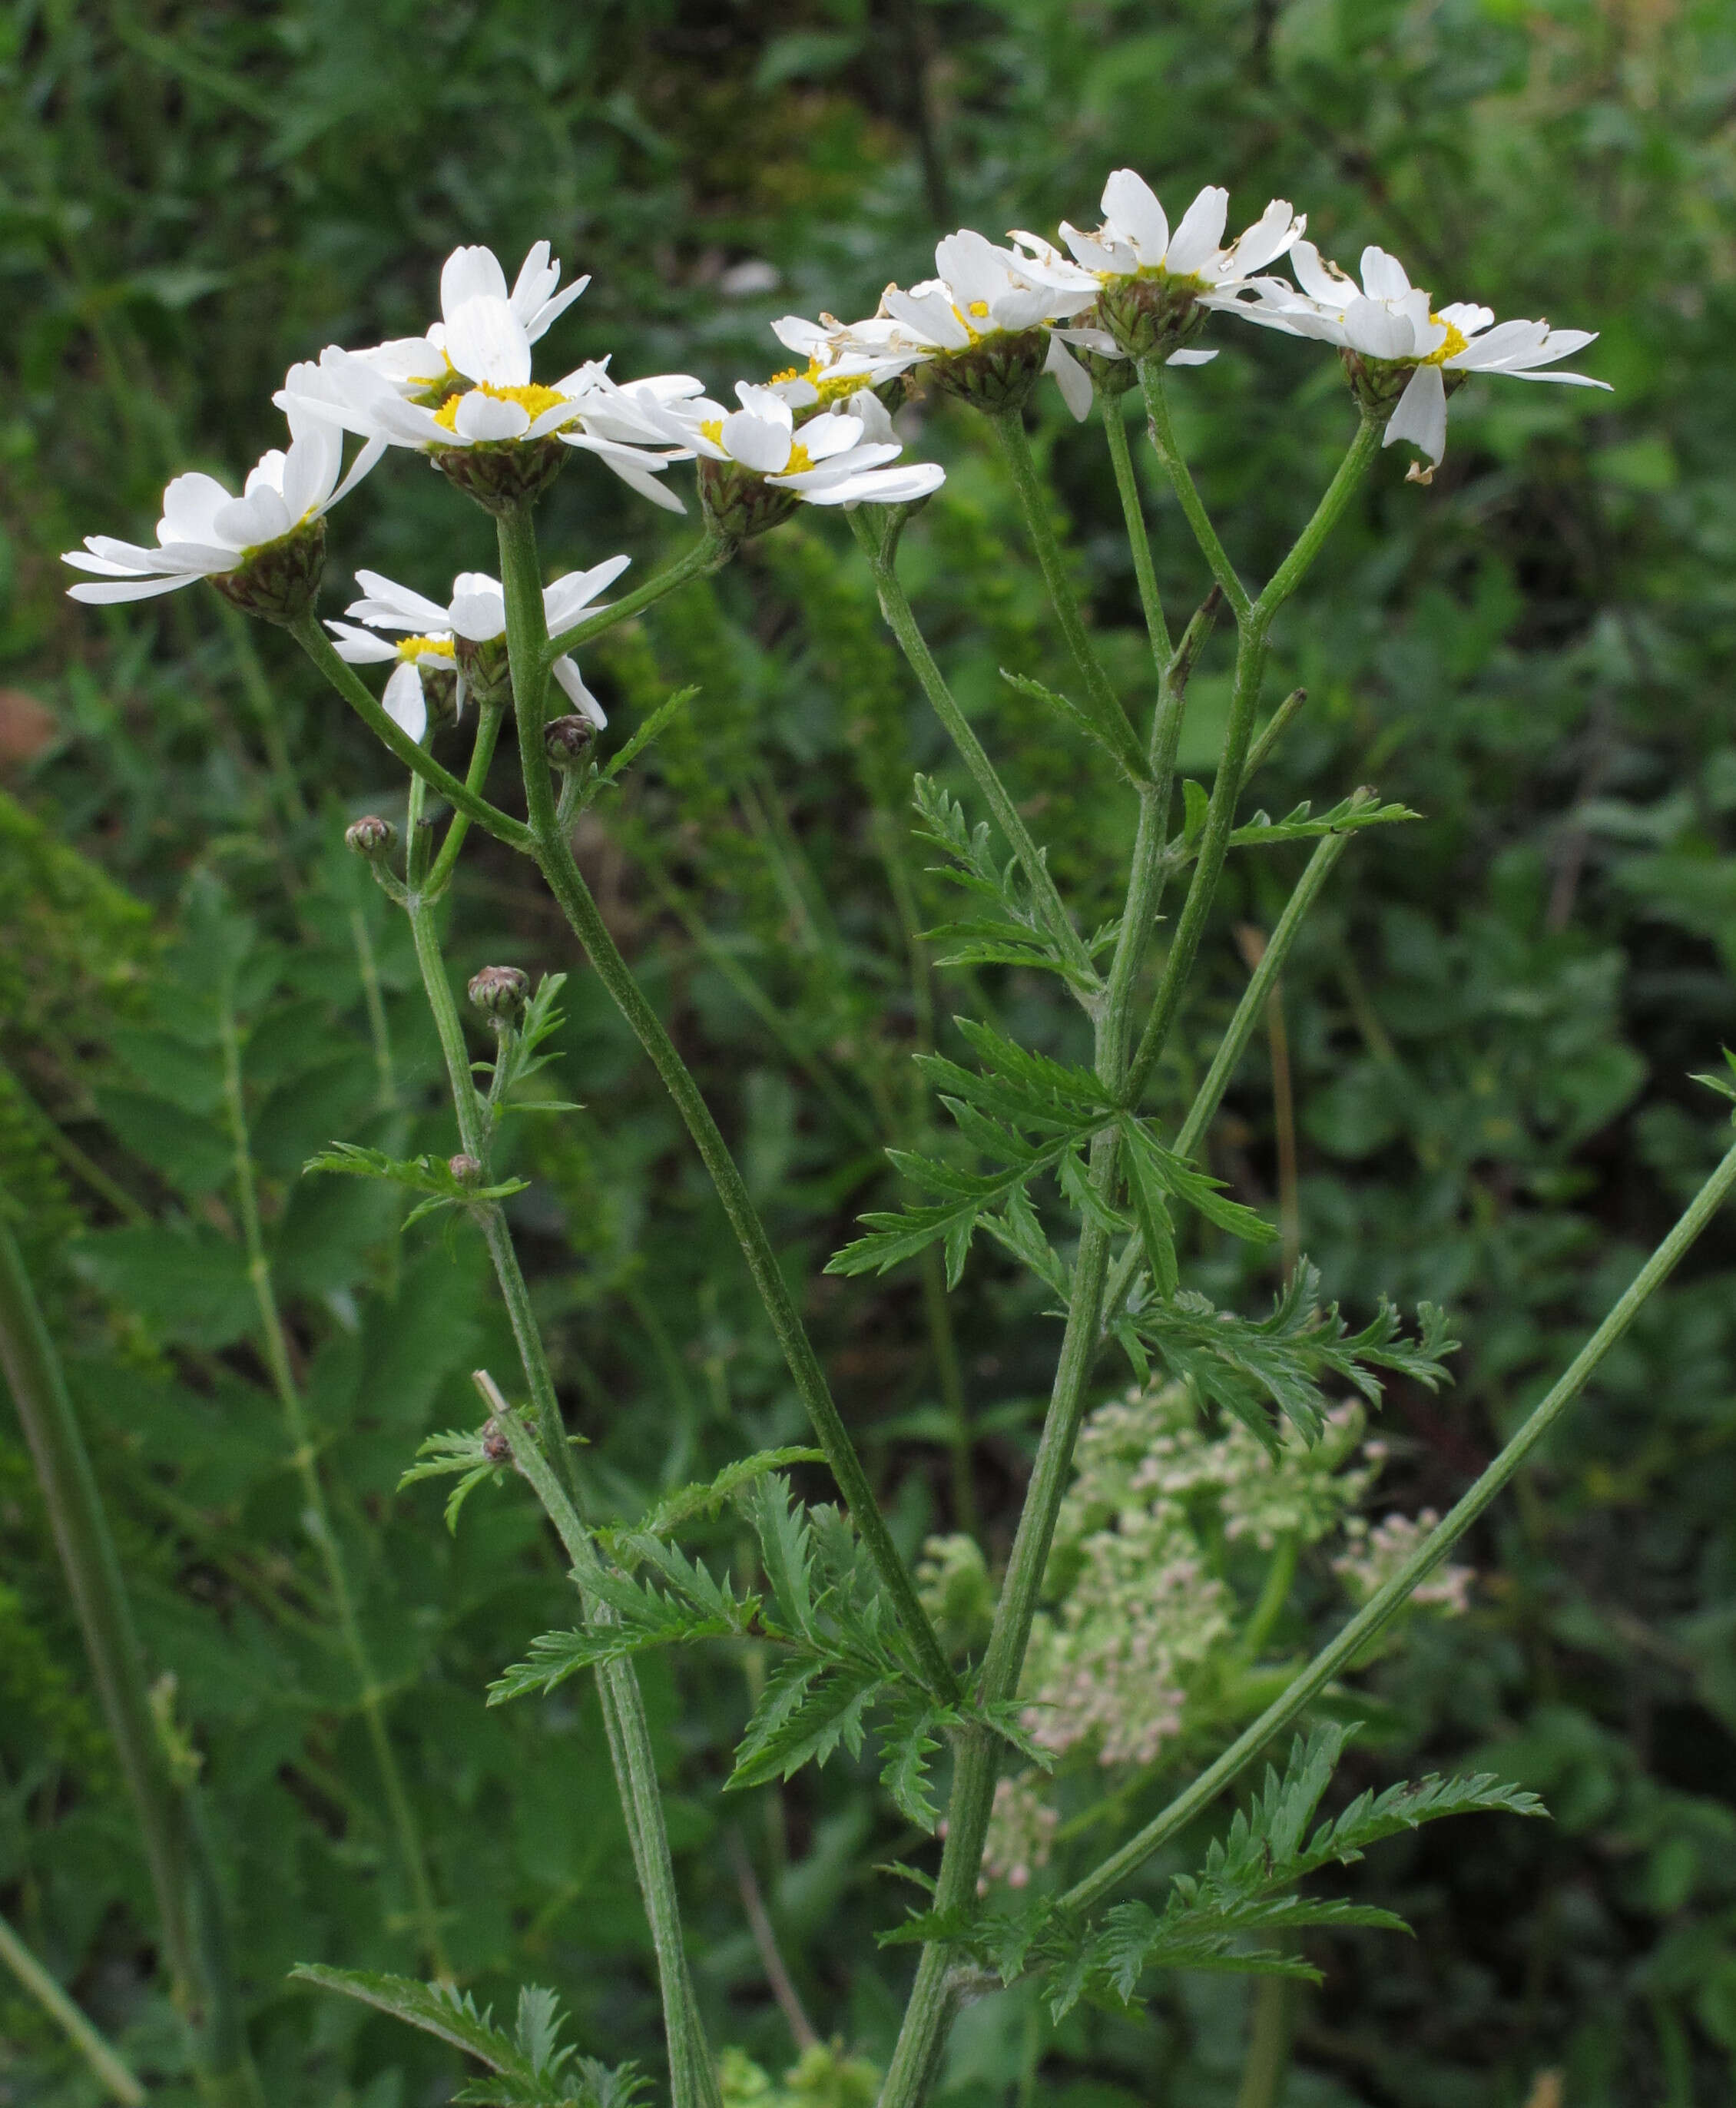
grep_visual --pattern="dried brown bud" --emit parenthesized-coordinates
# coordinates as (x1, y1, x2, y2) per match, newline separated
(481, 1420, 511, 1463)
(448, 1152, 483, 1185)
(345, 814, 397, 861)
(467, 965, 529, 1023)
(544, 714, 596, 769)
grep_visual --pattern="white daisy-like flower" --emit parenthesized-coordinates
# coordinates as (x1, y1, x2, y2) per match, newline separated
(1237, 241, 1609, 466)
(326, 555, 628, 741)
(814, 228, 1102, 417)
(62, 413, 380, 608)
(276, 240, 692, 512)
(1048, 171, 1306, 370)
(638, 380, 943, 539)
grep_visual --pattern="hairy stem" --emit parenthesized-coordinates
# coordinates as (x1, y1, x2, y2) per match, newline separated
(542, 532, 728, 664)
(850, 510, 1098, 990)
(426, 700, 509, 897)
(216, 991, 449, 1980)
(485, 1380, 723, 2108)
(991, 409, 1147, 781)
(1065, 1130, 1736, 1914)
(1101, 393, 1173, 672)
(290, 614, 530, 850)
(495, 501, 957, 1698)
(1101, 827, 1353, 1334)
(1139, 366, 1251, 621)
(0, 1217, 262, 2105)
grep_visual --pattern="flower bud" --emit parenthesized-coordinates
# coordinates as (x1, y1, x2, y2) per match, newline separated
(481, 1419, 512, 1463)
(468, 965, 529, 1024)
(544, 714, 596, 770)
(210, 517, 326, 626)
(345, 814, 397, 861)
(432, 436, 567, 517)
(448, 1152, 483, 1185)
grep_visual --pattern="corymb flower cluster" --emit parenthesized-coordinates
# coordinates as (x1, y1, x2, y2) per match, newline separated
(65, 168, 1606, 736)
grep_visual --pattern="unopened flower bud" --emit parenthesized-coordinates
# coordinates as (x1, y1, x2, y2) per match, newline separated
(454, 632, 513, 711)
(468, 966, 529, 1024)
(345, 814, 397, 861)
(481, 1419, 511, 1463)
(544, 714, 596, 769)
(448, 1152, 483, 1185)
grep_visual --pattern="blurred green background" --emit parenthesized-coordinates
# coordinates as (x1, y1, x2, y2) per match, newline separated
(5, 0, 1736, 2100)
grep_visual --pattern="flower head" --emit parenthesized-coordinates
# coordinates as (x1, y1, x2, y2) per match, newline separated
(816, 227, 1102, 416)
(1049, 171, 1305, 367)
(277, 240, 692, 514)
(63, 413, 379, 621)
(327, 555, 626, 739)
(1238, 242, 1609, 469)
(639, 380, 943, 542)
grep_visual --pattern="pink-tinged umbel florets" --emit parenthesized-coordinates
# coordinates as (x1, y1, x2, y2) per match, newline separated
(1237, 241, 1609, 471)
(61, 413, 381, 619)
(326, 557, 627, 741)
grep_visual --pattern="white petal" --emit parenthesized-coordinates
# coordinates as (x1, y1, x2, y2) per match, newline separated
(1221, 201, 1303, 278)
(552, 655, 608, 727)
(989, 284, 1058, 330)
(770, 314, 832, 357)
(442, 245, 509, 317)
(1383, 361, 1447, 464)
(326, 621, 401, 663)
(1289, 240, 1357, 307)
(158, 472, 233, 547)
(524, 276, 588, 343)
(1437, 301, 1495, 339)
(1341, 297, 1414, 359)
(383, 660, 429, 742)
(1165, 187, 1229, 276)
(452, 391, 532, 442)
(213, 487, 292, 550)
(802, 460, 945, 506)
(447, 583, 507, 641)
(732, 381, 795, 430)
(883, 285, 968, 349)
(1359, 247, 1412, 302)
(543, 552, 631, 628)
(68, 572, 197, 604)
(1165, 346, 1218, 366)
(934, 229, 1011, 313)
(565, 436, 691, 512)
(1059, 221, 1128, 274)
(349, 572, 449, 629)
(1100, 169, 1169, 261)
(323, 434, 386, 512)
(799, 412, 864, 461)
(509, 240, 555, 317)
(445, 296, 532, 389)
(846, 388, 897, 444)
(279, 423, 339, 519)
(721, 409, 793, 473)
(1044, 333, 1094, 421)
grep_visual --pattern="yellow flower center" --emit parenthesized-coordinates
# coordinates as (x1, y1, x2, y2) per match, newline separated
(396, 635, 456, 665)
(966, 299, 991, 319)
(784, 441, 814, 475)
(432, 380, 573, 434)
(699, 416, 725, 446)
(1423, 315, 1471, 365)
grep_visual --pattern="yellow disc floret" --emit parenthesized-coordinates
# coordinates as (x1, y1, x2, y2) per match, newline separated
(1424, 315, 1471, 366)
(433, 381, 574, 434)
(780, 441, 813, 476)
(396, 635, 457, 665)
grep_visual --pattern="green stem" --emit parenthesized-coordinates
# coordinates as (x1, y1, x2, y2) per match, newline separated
(879, 629, 1183, 2108)
(850, 511, 1097, 992)
(1101, 393, 1172, 672)
(542, 534, 728, 665)
(1100, 829, 1354, 1337)
(1064, 1129, 1736, 1915)
(426, 701, 508, 897)
(1123, 419, 1380, 1109)
(401, 846, 720, 2108)
(991, 409, 1148, 782)
(533, 827, 957, 1698)
(290, 614, 531, 852)
(0, 1907, 146, 2103)
(0, 1217, 261, 2104)
(1235, 1535, 1300, 1666)
(215, 993, 449, 1980)
(1234, 1976, 1294, 2108)
(1138, 366, 1251, 622)
(488, 1386, 723, 2108)
(493, 502, 957, 1699)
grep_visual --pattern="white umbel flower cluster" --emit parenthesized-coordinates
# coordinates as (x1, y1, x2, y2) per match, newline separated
(973, 1379, 1473, 1892)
